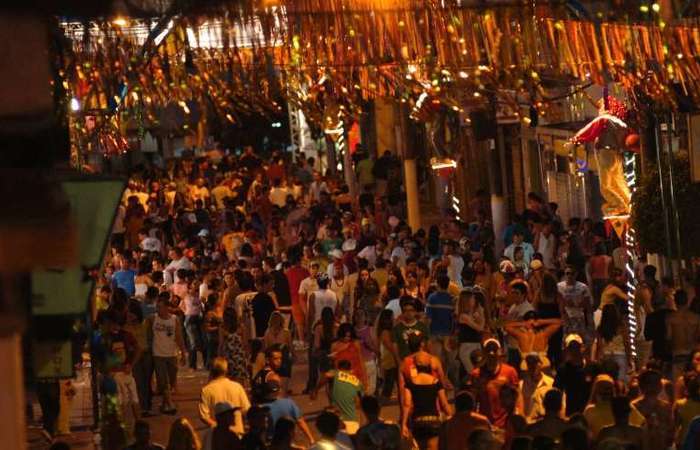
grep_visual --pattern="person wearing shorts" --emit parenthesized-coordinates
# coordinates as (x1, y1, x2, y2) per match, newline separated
(148, 297, 186, 414)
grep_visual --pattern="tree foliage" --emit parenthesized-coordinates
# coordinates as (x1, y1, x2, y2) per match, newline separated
(632, 152, 700, 258)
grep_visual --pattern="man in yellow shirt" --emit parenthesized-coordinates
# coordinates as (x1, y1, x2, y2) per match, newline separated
(584, 374, 645, 438)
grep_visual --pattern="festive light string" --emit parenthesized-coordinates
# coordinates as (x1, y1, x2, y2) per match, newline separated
(623, 151, 638, 363)
(56, 3, 700, 162)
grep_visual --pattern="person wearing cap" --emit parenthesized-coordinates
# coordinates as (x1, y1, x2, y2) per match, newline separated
(518, 352, 558, 423)
(201, 401, 243, 450)
(470, 338, 520, 429)
(527, 258, 544, 303)
(326, 248, 350, 278)
(199, 358, 250, 435)
(554, 333, 593, 416)
(261, 380, 315, 445)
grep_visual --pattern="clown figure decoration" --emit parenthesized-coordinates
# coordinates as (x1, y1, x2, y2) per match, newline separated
(571, 96, 632, 225)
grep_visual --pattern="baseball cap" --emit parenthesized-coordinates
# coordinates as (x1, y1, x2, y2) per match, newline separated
(214, 402, 239, 416)
(482, 338, 501, 352)
(564, 333, 584, 347)
(499, 260, 515, 273)
(329, 249, 343, 259)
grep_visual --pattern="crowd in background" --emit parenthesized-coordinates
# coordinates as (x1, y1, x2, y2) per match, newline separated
(42, 144, 700, 450)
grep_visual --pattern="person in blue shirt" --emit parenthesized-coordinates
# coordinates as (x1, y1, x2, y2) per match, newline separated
(260, 380, 315, 444)
(425, 274, 455, 378)
(112, 257, 137, 297)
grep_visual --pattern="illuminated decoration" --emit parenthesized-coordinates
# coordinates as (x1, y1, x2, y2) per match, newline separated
(56, 2, 700, 167)
(571, 94, 638, 363)
(572, 96, 631, 224)
(452, 194, 462, 221)
(430, 157, 457, 170)
(623, 151, 639, 363)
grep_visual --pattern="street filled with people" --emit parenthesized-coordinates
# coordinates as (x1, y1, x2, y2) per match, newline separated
(59, 146, 700, 450)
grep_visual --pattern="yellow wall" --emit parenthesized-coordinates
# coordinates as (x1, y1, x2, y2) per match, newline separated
(375, 98, 397, 157)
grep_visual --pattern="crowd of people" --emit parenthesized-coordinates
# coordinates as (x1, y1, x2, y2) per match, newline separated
(45, 145, 700, 450)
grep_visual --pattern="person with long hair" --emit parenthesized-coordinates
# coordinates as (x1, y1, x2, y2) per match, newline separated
(403, 270, 425, 306)
(401, 352, 452, 450)
(330, 323, 367, 388)
(455, 289, 486, 376)
(675, 348, 700, 399)
(354, 268, 382, 325)
(473, 258, 494, 309)
(353, 309, 378, 395)
(203, 294, 223, 369)
(305, 307, 337, 394)
(593, 303, 631, 384)
(264, 311, 293, 394)
(218, 307, 248, 383)
(134, 258, 155, 299)
(376, 309, 399, 402)
(166, 418, 201, 450)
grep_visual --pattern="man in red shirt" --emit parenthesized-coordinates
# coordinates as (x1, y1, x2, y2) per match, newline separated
(470, 338, 521, 429)
(285, 257, 310, 345)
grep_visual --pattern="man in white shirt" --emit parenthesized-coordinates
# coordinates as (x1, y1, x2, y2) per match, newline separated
(534, 221, 556, 270)
(326, 250, 349, 278)
(443, 241, 464, 288)
(199, 358, 251, 435)
(165, 248, 193, 285)
(389, 236, 407, 268)
(357, 244, 378, 268)
(504, 230, 535, 267)
(308, 172, 329, 204)
(139, 230, 162, 253)
(299, 262, 320, 315)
